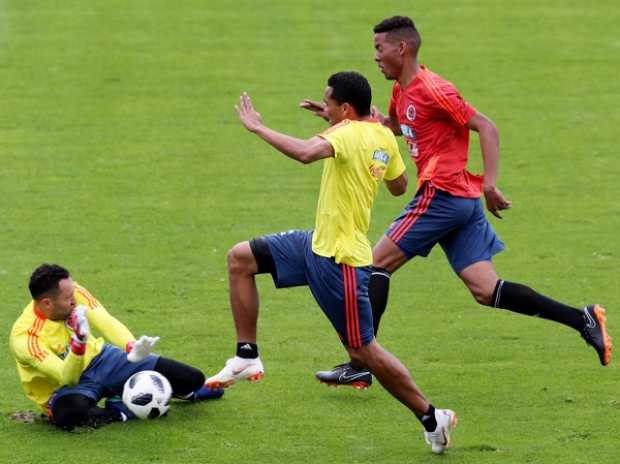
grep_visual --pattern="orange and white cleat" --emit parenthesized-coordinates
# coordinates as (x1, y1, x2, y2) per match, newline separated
(205, 356, 264, 388)
(582, 304, 612, 366)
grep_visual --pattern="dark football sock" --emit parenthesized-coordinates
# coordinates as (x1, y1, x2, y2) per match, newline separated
(369, 266, 392, 336)
(348, 361, 366, 371)
(154, 357, 205, 396)
(492, 280, 583, 332)
(419, 404, 438, 432)
(236, 342, 259, 359)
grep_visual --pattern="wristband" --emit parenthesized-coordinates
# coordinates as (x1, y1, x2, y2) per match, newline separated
(70, 337, 87, 356)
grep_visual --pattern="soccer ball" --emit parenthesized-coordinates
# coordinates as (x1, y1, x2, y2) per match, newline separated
(122, 370, 172, 420)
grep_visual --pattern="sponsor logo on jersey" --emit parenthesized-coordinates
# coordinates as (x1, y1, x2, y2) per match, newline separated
(399, 124, 419, 157)
(400, 124, 416, 139)
(372, 149, 390, 164)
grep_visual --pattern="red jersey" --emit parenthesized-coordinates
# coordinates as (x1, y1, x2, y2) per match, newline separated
(389, 65, 482, 198)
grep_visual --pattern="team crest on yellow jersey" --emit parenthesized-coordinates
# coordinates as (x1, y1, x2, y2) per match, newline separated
(369, 165, 386, 179)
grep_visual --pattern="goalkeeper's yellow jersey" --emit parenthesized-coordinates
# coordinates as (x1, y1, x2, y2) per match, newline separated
(9, 284, 135, 414)
(313, 119, 406, 266)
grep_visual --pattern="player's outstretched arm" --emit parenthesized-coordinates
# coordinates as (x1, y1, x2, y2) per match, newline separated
(466, 112, 512, 218)
(236, 92, 334, 164)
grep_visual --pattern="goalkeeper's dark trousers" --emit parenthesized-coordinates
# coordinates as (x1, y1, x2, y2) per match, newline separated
(50, 356, 204, 430)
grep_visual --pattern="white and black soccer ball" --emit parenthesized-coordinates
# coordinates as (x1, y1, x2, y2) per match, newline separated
(122, 370, 172, 420)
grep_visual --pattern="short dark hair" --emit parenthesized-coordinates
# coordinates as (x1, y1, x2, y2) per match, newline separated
(327, 71, 372, 117)
(29, 264, 71, 299)
(373, 16, 422, 56)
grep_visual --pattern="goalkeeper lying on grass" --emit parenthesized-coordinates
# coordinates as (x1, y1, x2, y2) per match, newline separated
(9, 263, 223, 431)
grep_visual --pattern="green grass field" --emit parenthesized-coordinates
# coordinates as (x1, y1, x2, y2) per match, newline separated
(1, 1, 618, 462)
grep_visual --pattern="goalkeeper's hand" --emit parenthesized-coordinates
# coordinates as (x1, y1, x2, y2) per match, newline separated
(67, 305, 90, 355)
(127, 335, 160, 363)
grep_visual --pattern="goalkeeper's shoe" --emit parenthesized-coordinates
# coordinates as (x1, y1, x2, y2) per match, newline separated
(581, 304, 612, 366)
(104, 397, 136, 422)
(205, 356, 264, 388)
(189, 384, 225, 401)
(315, 362, 372, 389)
(424, 409, 458, 455)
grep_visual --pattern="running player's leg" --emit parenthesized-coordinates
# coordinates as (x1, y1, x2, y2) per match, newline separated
(315, 237, 405, 383)
(445, 200, 612, 365)
(347, 341, 428, 414)
(458, 261, 612, 365)
(346, 340, 456, 454)
(370, 235, 408, 335)
(317, 183, 448, 384)
(308, 258, 456, 454)
(320, 234, 407, 382)
(207, 239, 265, 387)
(370, 182, 440, 335)
(227, 240, 260, 343)
(208, 231, 309, 387)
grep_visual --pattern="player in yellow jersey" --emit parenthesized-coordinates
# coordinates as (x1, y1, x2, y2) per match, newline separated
(10, 263, 223, 430)
(206, 72, 457, 453)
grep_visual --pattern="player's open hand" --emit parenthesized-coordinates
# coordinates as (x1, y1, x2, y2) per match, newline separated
(483, 184, 512, 219)
(299, 99, 328, 121)
(67, 305, 90, 341)
(127, 335, 160, 363)
(67, 305, 90, 355)
(236, 92, 263, 133)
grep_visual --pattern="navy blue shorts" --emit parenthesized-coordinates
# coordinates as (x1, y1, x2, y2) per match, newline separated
(263, 230, 374, 348)
(49, 345, 159, 407)
(386, 182, 505, 273)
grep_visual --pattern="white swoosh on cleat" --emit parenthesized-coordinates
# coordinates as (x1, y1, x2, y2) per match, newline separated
(339, 372, 368, 382)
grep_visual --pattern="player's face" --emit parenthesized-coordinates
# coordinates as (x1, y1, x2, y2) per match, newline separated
(323, 87, 346, 125)
(374, 32, 402, 80)
(47, 278, 77, 320)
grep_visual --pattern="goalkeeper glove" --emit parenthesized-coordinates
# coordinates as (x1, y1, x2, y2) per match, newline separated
(66, 305, 90, 355)
(127, 335, 159, 362)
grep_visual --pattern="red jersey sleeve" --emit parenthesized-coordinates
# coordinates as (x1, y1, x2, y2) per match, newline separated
(423, 76, 476, 126)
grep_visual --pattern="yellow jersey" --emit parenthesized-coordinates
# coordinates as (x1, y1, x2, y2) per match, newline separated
(313, 119, 406, 266)
(9, 284, 135, 414)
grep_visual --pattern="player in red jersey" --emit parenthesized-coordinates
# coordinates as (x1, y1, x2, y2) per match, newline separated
(303, 16, 611, 388)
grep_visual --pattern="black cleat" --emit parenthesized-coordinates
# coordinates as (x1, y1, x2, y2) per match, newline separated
(581, 304, 612, 366)
(315, 363, 372, 389)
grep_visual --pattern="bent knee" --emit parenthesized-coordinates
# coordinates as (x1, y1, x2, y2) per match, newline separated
(51, 394, 91, 430)
(372, 238, 407, 272)
(469, 287, 494, 306)
(227, 242, 256, 275)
